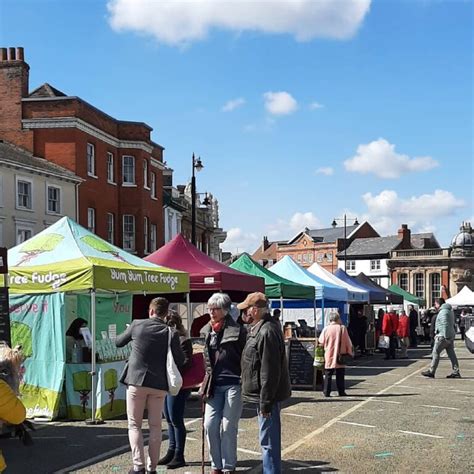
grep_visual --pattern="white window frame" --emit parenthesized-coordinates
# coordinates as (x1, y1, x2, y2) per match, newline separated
(107, 152, 115, 184)
(398, 272, 408, 291)
(87, 143, 96, 177)
(46, 184, 62, 215)
(370, 259, 381, 271)
(87, 208, 96, 234)
(144, 216, 149, 254)
(347, 260, 356, 272)
(430, 273, 441, 307)
(143, 160, 149, 189)
(123, 214, 135, 251)
(150, 172, 157, 199)
(122, 155, 136, 186)
(414, 273, 424, 298)
(16, 225, 33, 244)
(107, 212, 115, 244)
(16, 176, 33, 210)
(150, 223, 157, 252)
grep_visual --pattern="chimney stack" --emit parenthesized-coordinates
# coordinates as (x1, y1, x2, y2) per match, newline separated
(397, 224, 411, 249)
(262, 236, 270, 251)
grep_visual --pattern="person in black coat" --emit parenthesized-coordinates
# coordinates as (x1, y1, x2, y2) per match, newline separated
(116, 297, 185, 474)
(408, 305, 418, 347)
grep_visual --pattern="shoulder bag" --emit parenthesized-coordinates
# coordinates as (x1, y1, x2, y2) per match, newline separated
(166, 328, 183, 396)
(337, 325, 352, 365)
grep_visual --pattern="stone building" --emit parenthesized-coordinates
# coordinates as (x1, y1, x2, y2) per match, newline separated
(448, 222, 474, 295)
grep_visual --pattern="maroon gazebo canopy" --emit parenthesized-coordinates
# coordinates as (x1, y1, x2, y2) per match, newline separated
(144, 234, 264, 300)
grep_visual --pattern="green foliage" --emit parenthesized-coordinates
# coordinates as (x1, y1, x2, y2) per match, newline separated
(81, 235, 114, 253)
(20, 234, 64, 253)
(11, 321, 33, 358)
(104, 369, 118, 391)
(72, 371, 92, 392)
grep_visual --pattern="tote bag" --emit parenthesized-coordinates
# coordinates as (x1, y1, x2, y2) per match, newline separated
(166, 329, 183, 396)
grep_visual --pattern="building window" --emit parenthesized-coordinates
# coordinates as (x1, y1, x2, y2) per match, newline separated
(47, 185, 61, 214)
(430, 273, 441, 307)
(296, 254, 302, 262)
(87, 208, 96, 233)
(87, 143, 96, 176)
(106, 213, 114, 244)
(370, 259, 381, 271)
(16, 227, 33, 244)
(371, 277, 382, 285)
(150, 172, 156, 198)
(398, 272, 408, 291)
(144, 216, 149, 254)
(347, 260, 356, 272)
(17, 179, 32, 209)
(326, 253, 333, 263)
(150, 223, 157, 252)
(123, 215, 135, 251)
(308, 253, 314, 263)
(317, 253, 323, 263)
(302, 254, 308, 263)
(143, 160, 149, 188)
(107, 152, 115, 183)
(414, 273, 424, 299)
(122, 156, 135, 185)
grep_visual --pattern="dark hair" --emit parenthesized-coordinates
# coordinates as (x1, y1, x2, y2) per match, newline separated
(66, 318, 88, 340)
(166, 310, 186, 337)
(435, 297, 445, 306)
(149, 297, 169, 317)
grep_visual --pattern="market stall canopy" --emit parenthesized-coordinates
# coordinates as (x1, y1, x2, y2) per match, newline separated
(5, 217, 189, 294)
(334, 269, 387, 304)
(145, 234, 264, 297)
(230, 253, 315, 300)
(446, 286, 474, 306)
(307, 262, 368, 303)
(388, 284, 424, 306)
(355, 273, 403, 304)
(270, 256, 348, 302)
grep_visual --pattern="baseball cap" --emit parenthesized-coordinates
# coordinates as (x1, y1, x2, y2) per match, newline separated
(237, 292, 268, 310)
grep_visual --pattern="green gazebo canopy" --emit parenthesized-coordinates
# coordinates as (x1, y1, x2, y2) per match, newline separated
(230, 253, 315, 300)
(388, 284, 425, 306)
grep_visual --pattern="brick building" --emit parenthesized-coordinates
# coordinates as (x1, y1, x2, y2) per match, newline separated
(0, 47, 165, 256)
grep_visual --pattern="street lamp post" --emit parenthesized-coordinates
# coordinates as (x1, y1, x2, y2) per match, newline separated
(191, 153, 203, 246)
(332, 215, 359, 272)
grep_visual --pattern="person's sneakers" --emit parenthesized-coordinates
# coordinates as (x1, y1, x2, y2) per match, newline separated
(157, 450, 175, 466)
(446, 372, 461, 379)
(421, 370, 435, 378)
(128, 469, 145, 474)
(339, 392, 348, 397)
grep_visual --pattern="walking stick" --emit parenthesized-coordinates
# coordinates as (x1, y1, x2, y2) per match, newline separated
(201, 397, 205, 474)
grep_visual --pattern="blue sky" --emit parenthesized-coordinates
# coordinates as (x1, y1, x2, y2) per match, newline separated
(1, 0, 472, 253)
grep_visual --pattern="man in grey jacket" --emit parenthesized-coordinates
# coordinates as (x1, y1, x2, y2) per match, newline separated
(422, 298, 461, 379)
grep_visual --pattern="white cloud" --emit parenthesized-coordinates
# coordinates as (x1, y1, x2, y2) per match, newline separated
(107, 0, 372, 46)
(222, 98, 245, 112)
(315, 167, 334, 176)
(222, 227, 259, 254)
(263, 91, 298, 116)
(309, 101, 324, 110)
(344, 138, 439, 179)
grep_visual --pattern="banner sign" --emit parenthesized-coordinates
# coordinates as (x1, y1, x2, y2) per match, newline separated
(9, 293, 65, 420)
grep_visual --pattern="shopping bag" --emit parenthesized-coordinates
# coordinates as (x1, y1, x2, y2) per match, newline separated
(378, 335, 390, 349)
(166, 329, 183, 396)
(313, 345, 325, 369)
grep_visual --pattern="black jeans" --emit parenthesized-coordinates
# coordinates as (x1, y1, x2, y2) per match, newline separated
(324, 368, 345, 396)
(385, 335, 397, 359)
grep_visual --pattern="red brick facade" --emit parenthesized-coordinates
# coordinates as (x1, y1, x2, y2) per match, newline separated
(0, 47, 165, 255)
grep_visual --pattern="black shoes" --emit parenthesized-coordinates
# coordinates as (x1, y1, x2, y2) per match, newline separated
(167, 457, 186, 470)
(128, 469, 145, 474)
(446, 372, 461, 378)
(421, 370, 434, 378)
(339, 392, 348, 397)
(157, 450, 174, 466)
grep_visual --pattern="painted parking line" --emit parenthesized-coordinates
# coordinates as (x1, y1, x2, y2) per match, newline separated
(282, 412, 314, 419)
(337, 420, 376, 428)
(281, 362, 430, 457)
(370, 399, 402, 405)
(237, 447, 261, 456)
(398, 430, 444, 439)
(447, 389, 472, 394)
(420, 404, 460, 411)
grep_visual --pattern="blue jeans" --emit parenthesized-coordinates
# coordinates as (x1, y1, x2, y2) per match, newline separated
(257, 402, 282, 474)
(204, 384, 242, 470)
(163, 388, 191, 458)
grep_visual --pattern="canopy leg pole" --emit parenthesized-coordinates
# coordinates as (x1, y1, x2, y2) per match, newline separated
(313, 299, 317, 331)
(280, 296, 284, 327)
(186, 292, 192, 337)
(86, 289, 103, 425)
(322, 298, 325, 329)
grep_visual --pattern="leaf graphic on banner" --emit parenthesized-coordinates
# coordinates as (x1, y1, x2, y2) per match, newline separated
(11, 322, 33, 358)
(104, 369, 118, 410)
(81, 236, 127, 263)
(17, 234, 64, 266)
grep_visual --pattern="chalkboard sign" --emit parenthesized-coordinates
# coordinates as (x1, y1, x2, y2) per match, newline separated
(287, 338, 317, 389)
